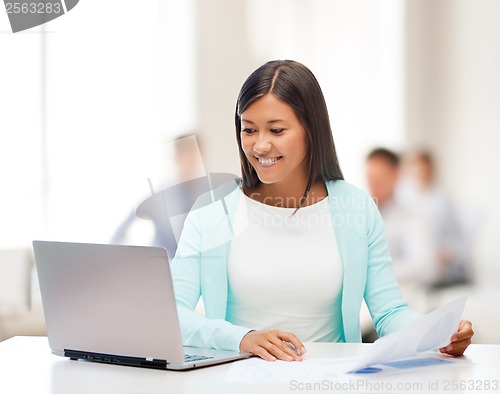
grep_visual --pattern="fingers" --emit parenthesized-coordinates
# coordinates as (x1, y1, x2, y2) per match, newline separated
(439, 320, 474, 357)
(439, 337, 471, 356)
(240, 331, 278, 362)
(451, 320, 474, 342)
(252, 345, 278, 362)
(278, 331, 307, 356)
(264, 339, 299, 362)
(264, 330, 304, 361)
(240, 329, 306, 362)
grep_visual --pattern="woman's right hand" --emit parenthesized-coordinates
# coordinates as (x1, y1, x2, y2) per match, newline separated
(239, 329, 306, 362)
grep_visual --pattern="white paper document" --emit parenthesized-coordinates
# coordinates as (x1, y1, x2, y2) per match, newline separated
(225, 353, 465, 384)
(225, 295, 467, 383)
(225, 357, 356, 383)
(349, 295, 467, 372)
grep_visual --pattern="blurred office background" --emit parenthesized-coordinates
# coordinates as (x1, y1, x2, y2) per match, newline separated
(1, 0, 499, 343)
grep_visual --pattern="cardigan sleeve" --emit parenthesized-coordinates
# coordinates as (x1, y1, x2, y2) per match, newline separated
(171, 206, 253, 352)
(363, 196, 422, 336)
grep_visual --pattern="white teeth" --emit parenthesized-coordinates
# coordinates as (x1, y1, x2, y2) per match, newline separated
(257, 157, 281, 164)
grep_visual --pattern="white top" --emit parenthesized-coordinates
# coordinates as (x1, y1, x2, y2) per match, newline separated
(379, 198, 438, 284)
(226, 191, 343, 342)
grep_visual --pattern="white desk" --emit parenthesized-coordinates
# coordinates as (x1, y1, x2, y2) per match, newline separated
(1, 337, 499, 394)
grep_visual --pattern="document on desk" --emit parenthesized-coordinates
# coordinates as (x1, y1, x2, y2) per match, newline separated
(225, 295, 467, 383)
(225, 357, 355, 383)
(349, 295, 467, 372)
(225, 353, 466, 384)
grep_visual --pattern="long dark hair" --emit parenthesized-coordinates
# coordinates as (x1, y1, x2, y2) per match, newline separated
(235, 60, 343, 207)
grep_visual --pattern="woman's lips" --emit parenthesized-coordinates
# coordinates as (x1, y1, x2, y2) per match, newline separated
(254, 156, 283, 168)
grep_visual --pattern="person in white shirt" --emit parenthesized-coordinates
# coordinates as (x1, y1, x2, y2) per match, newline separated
(366, 148, 438, 286)
(397, 151, 469, 286)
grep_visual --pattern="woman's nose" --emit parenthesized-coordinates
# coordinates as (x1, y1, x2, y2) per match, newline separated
(253, 134, 272, 154)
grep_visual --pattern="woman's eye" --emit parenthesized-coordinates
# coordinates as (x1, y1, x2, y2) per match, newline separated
(242, 128, 256, 134)
(270, 128, 285, 134)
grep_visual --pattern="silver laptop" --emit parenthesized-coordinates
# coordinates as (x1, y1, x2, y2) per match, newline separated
(32, 240, 251, 370)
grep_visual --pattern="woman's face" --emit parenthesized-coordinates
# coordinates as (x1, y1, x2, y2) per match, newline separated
(240, 93, 308, 186)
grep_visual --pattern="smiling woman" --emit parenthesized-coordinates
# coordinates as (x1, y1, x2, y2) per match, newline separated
(235, 60, 343, 209)
(240, 94, 309, 203)
(171, 60, 474, 363)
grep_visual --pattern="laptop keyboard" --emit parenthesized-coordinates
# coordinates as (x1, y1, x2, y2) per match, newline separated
(184, 353, 215, 362)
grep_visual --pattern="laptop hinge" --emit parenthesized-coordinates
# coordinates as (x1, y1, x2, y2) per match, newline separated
(65, 349, 168, 370)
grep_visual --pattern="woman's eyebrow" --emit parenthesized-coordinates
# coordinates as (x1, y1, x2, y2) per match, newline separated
(241, 118, 287, 124)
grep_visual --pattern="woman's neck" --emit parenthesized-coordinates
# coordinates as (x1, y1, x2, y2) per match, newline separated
(244, 180, 327, 208)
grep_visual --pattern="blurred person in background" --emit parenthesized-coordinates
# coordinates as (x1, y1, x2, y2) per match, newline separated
(365, 148, 437, 309)
(397, 151, 470, 287)
(171, 134, 206, 184)
(110, 134, 205, 258)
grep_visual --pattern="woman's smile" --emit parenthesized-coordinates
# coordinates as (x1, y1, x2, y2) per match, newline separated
(253, 155, 283, 168)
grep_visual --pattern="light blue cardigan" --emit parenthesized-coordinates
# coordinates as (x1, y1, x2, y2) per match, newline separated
(171, 179, 420, 352)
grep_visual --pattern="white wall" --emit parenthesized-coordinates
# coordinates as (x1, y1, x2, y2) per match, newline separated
(195, 0, 406, 187)
(0, 0, 198, 247)
(405, 0, 500, 282)
(0, 30, 43, 249)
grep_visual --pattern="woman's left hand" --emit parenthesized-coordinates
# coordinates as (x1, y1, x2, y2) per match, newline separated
(439, 320, 474, 356)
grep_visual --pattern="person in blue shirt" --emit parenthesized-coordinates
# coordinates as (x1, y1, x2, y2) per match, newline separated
(171, 60, 474, 362)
